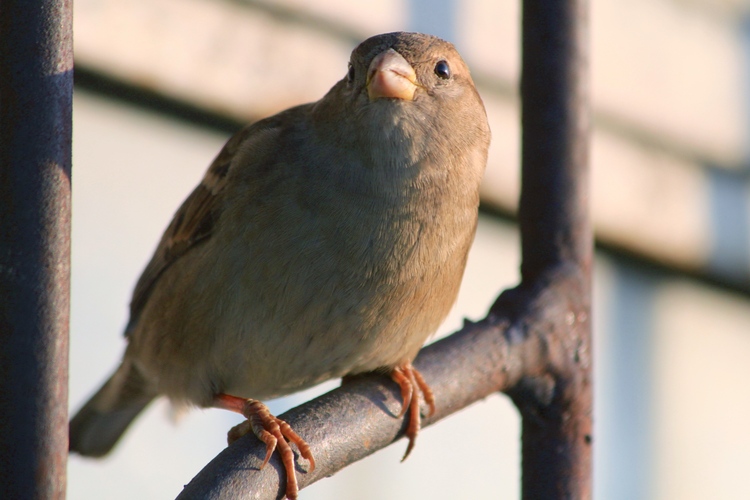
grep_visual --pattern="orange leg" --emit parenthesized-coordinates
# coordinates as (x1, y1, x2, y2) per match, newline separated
(213, 394, 315, 500)
(390, 363, 435, 461)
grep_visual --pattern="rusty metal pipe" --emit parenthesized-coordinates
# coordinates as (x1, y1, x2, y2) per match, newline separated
(0, 0, 73, 497)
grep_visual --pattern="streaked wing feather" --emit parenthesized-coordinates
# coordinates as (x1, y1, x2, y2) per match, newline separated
(125, 124, 256, 334)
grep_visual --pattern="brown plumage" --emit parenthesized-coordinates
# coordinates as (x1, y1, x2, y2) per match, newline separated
(70, 31, 490, 499)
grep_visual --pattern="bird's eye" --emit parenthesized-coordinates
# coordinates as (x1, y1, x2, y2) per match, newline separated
(347, 63, 355, 83)
(434, 60, 451, 79)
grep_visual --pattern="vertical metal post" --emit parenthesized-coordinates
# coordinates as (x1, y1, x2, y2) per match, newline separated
(517, 0, 592, 497)
(520, 0, 590, 277)
(0, 0, 73, 498)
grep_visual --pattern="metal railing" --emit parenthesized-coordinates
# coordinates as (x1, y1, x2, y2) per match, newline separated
(0, 0, 73, 498)
(0, 0, 591, 497)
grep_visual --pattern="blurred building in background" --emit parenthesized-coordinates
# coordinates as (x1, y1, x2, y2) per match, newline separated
(68, 0, 750, 498)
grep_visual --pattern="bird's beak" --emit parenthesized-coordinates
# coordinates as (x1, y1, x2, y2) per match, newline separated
(366, 49, 418, 101)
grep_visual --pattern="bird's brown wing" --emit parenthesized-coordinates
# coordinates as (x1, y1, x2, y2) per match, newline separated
(124, 119, 273, 334)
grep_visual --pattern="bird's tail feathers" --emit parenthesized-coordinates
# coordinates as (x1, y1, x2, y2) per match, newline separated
(69, 361, 156, 457)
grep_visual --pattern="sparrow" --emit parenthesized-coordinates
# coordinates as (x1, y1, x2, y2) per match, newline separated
(70, 31, 490, 499)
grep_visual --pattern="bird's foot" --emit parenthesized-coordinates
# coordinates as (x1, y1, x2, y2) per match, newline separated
(213, 393, 315, 500)
(390, 363, 435, 461)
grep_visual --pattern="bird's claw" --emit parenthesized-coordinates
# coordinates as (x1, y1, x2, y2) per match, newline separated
(390, 363, 435, 461)
(216, 394, 314, 500)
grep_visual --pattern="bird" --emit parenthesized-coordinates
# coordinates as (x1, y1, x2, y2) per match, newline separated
(69, 31, 491, 499)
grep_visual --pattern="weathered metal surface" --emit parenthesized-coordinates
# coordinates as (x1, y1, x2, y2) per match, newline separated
(0, 0, 73, 497)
